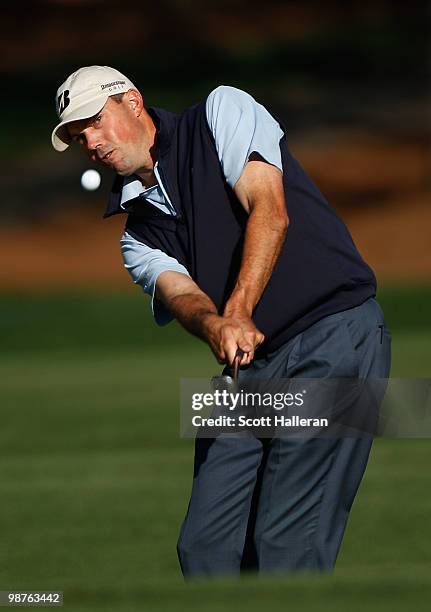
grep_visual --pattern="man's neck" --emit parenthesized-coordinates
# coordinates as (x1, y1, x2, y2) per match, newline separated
(135, 118, 158, 188)
(135, 168, 157, 188)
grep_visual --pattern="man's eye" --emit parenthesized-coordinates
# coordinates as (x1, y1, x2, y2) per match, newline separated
(94, 114, 102, 125)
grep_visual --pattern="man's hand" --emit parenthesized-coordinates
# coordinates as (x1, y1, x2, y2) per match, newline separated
(220, 301, 265, 365)
(202, 311, 265, 366)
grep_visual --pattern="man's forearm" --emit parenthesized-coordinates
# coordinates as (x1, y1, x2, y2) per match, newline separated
(155, 270, 219, 340)
(225, 200, 288, 316)
(167, 291, 219, 341)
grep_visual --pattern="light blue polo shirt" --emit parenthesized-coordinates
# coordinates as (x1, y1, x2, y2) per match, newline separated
(120, 85, 284, 324)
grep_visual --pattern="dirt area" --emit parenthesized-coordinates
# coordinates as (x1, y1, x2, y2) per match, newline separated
(1, 196, 428, 292)
(1, 136, 429, 291)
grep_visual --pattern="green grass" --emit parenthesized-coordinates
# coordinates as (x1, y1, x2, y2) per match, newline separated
(0, 286, 430, 610)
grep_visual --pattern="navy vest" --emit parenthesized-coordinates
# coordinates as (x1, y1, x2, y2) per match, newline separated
(104, 97, 377, 355)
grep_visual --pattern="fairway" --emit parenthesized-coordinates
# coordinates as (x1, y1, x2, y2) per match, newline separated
(1, 287, 430, 610)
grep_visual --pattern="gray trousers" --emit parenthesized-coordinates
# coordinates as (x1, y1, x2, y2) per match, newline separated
(177, 297, 392, 577)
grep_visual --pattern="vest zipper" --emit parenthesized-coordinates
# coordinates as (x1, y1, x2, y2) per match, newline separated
(154, 161, 181, 219)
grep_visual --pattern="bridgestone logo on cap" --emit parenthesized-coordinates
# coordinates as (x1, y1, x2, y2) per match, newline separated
(101, 80, 126, 90)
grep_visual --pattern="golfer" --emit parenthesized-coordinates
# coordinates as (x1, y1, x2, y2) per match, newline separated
(52, 66, 391, 577)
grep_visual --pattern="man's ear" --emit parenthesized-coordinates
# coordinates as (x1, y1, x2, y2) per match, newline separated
(126, 88, 144, 116)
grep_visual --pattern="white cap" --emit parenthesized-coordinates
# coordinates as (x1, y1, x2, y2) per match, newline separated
(51, 65, 136, 152)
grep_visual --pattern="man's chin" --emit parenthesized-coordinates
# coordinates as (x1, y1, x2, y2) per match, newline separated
(115, 168, 135, 177)
(113, 161, 136, 177)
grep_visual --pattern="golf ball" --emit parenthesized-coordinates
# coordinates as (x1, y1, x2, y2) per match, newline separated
(81, 169, 101, 191)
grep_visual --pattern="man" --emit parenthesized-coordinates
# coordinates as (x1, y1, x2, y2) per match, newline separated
(52, 66, 391, 577)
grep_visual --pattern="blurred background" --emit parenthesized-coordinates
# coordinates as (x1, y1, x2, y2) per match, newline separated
(1, 1, 430, 610)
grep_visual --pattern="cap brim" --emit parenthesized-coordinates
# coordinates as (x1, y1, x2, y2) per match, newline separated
(51, 96, 109, 152)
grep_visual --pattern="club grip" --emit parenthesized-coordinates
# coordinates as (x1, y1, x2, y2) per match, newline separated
(233, 348, 244, 382)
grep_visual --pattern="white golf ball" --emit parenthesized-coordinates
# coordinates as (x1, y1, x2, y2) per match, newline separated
(81, 169, 101, 191)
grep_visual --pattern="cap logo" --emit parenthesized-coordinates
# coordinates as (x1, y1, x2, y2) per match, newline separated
(57, 90, 70, 115)
(101, 80, 126, 91)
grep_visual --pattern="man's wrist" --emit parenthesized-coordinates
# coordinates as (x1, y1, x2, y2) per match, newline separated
(224, 287, 254, 318)
(198, 311, 221, 337)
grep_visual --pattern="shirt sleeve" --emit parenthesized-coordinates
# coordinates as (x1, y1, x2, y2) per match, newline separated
(120, 231, 191, 326)
(205, 85, 285, 188)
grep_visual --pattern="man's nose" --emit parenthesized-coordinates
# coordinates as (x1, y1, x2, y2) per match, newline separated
(85, 129, 102, 152)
